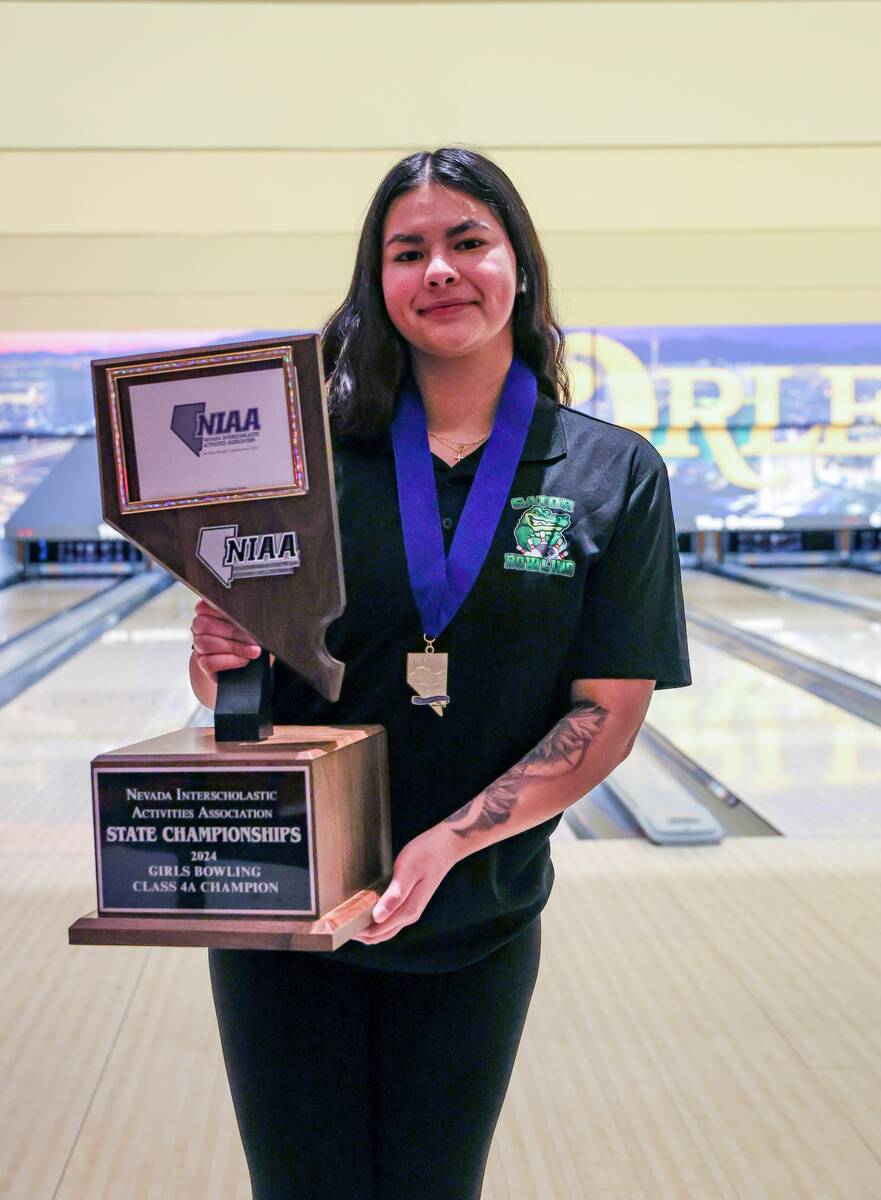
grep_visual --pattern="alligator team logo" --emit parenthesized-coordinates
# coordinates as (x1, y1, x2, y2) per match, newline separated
(503, 495, 575, 578)
(196, 524, 300, 588)
(171, 402, 261, 457)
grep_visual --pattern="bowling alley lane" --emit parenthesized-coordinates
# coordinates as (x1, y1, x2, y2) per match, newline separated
(648, 632, 881, 837)
(0, 581, 196, 856)
(681, 568, 881, 685)
(4, 578, 881, 1200)
(0, 577, 116, 644)
(0, 581, 200, 1200)
(742, 565, 881, 609)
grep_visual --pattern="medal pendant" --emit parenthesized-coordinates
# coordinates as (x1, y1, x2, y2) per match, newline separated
(407, 650, 449, 717)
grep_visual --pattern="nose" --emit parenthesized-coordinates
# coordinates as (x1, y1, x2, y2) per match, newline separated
(423, 251, 459, 288)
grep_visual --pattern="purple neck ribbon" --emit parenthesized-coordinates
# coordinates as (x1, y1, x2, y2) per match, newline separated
(391, 355, 537, 639)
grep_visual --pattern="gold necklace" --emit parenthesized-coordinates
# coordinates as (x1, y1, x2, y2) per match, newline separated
(427, 429, 492, 464)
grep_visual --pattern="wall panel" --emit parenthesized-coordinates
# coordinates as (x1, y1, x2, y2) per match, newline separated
(2, 2, 880, 149)
(1, 147, 879, 235)
(0, 1, 878, 330)
(2, 287, 879, 331)
(3, 230, 880, 294)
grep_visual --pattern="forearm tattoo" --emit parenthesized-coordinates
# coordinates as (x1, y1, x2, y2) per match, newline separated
(444, 700, 610, 839)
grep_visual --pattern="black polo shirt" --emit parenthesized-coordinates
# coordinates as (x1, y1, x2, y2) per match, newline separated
(272, 392, 691, 973)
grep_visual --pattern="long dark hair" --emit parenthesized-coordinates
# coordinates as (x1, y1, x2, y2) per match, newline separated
(321, 147, 570, 438)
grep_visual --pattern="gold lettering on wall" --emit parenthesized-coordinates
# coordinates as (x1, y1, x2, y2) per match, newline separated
(820, 367, 881, 456)
(566, 335, 881, 492)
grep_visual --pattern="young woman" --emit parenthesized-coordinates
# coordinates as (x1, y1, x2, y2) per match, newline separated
(189, 147, 691, 1200)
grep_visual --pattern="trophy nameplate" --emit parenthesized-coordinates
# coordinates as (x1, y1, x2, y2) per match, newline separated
(70, 726, 390, 951)
(68, 335, 392, 951)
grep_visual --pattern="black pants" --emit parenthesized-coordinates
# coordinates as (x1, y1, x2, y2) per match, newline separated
(208, 919, 541, 1200)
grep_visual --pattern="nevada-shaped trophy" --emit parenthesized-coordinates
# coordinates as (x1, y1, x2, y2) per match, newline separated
(69, 335, 391, 951)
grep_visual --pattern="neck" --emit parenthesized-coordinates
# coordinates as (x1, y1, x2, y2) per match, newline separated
(411, 335, 514, 438)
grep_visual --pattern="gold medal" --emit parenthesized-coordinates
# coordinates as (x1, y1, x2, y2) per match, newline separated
(406, 636, 449, 717)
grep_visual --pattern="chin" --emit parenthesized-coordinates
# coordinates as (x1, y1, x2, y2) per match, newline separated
(418, 342, 480, 359)
(414, 329, 501, 359)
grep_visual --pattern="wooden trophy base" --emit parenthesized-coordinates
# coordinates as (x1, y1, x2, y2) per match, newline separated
(69, 887, 383, 951)
(69, 724, 391, 952)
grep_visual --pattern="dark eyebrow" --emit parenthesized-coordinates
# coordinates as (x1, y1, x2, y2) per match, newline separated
(384, 219, 491, 249)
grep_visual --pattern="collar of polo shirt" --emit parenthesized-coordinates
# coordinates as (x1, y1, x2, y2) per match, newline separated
(375, 391, 568, 468)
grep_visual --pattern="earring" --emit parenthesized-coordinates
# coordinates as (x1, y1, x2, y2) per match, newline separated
(517, 269, 527, 295)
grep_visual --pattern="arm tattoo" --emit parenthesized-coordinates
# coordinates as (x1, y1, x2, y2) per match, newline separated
(444, 700, 609, 838)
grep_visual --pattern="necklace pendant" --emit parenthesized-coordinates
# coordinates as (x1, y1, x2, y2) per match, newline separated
(407, 638, 449, 717)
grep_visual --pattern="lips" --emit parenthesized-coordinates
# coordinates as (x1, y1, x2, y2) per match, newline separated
(419, 300, 476, 315)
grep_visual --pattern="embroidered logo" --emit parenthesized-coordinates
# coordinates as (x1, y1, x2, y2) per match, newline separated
(504, 495, 575, 578)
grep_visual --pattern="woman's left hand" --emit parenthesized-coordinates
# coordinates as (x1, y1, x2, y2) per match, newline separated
(351, 825, 460, 944)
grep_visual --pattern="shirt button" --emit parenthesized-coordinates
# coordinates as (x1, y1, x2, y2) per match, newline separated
(441, 517, 454, 530)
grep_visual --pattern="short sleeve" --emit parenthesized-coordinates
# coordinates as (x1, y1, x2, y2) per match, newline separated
(571, 447, 692, 690)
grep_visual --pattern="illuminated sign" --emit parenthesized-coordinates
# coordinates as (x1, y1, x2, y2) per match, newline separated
(2, 326, 879, 531)
(569, 326, 881, 531)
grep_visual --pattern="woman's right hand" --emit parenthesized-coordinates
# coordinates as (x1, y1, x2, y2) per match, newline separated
(190, 598, 262, 686)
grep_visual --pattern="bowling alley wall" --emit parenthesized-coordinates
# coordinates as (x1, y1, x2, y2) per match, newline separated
(0, 1, 879, 532)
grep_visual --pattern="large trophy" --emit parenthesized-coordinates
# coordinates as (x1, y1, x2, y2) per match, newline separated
(69, 335, 390, 951)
